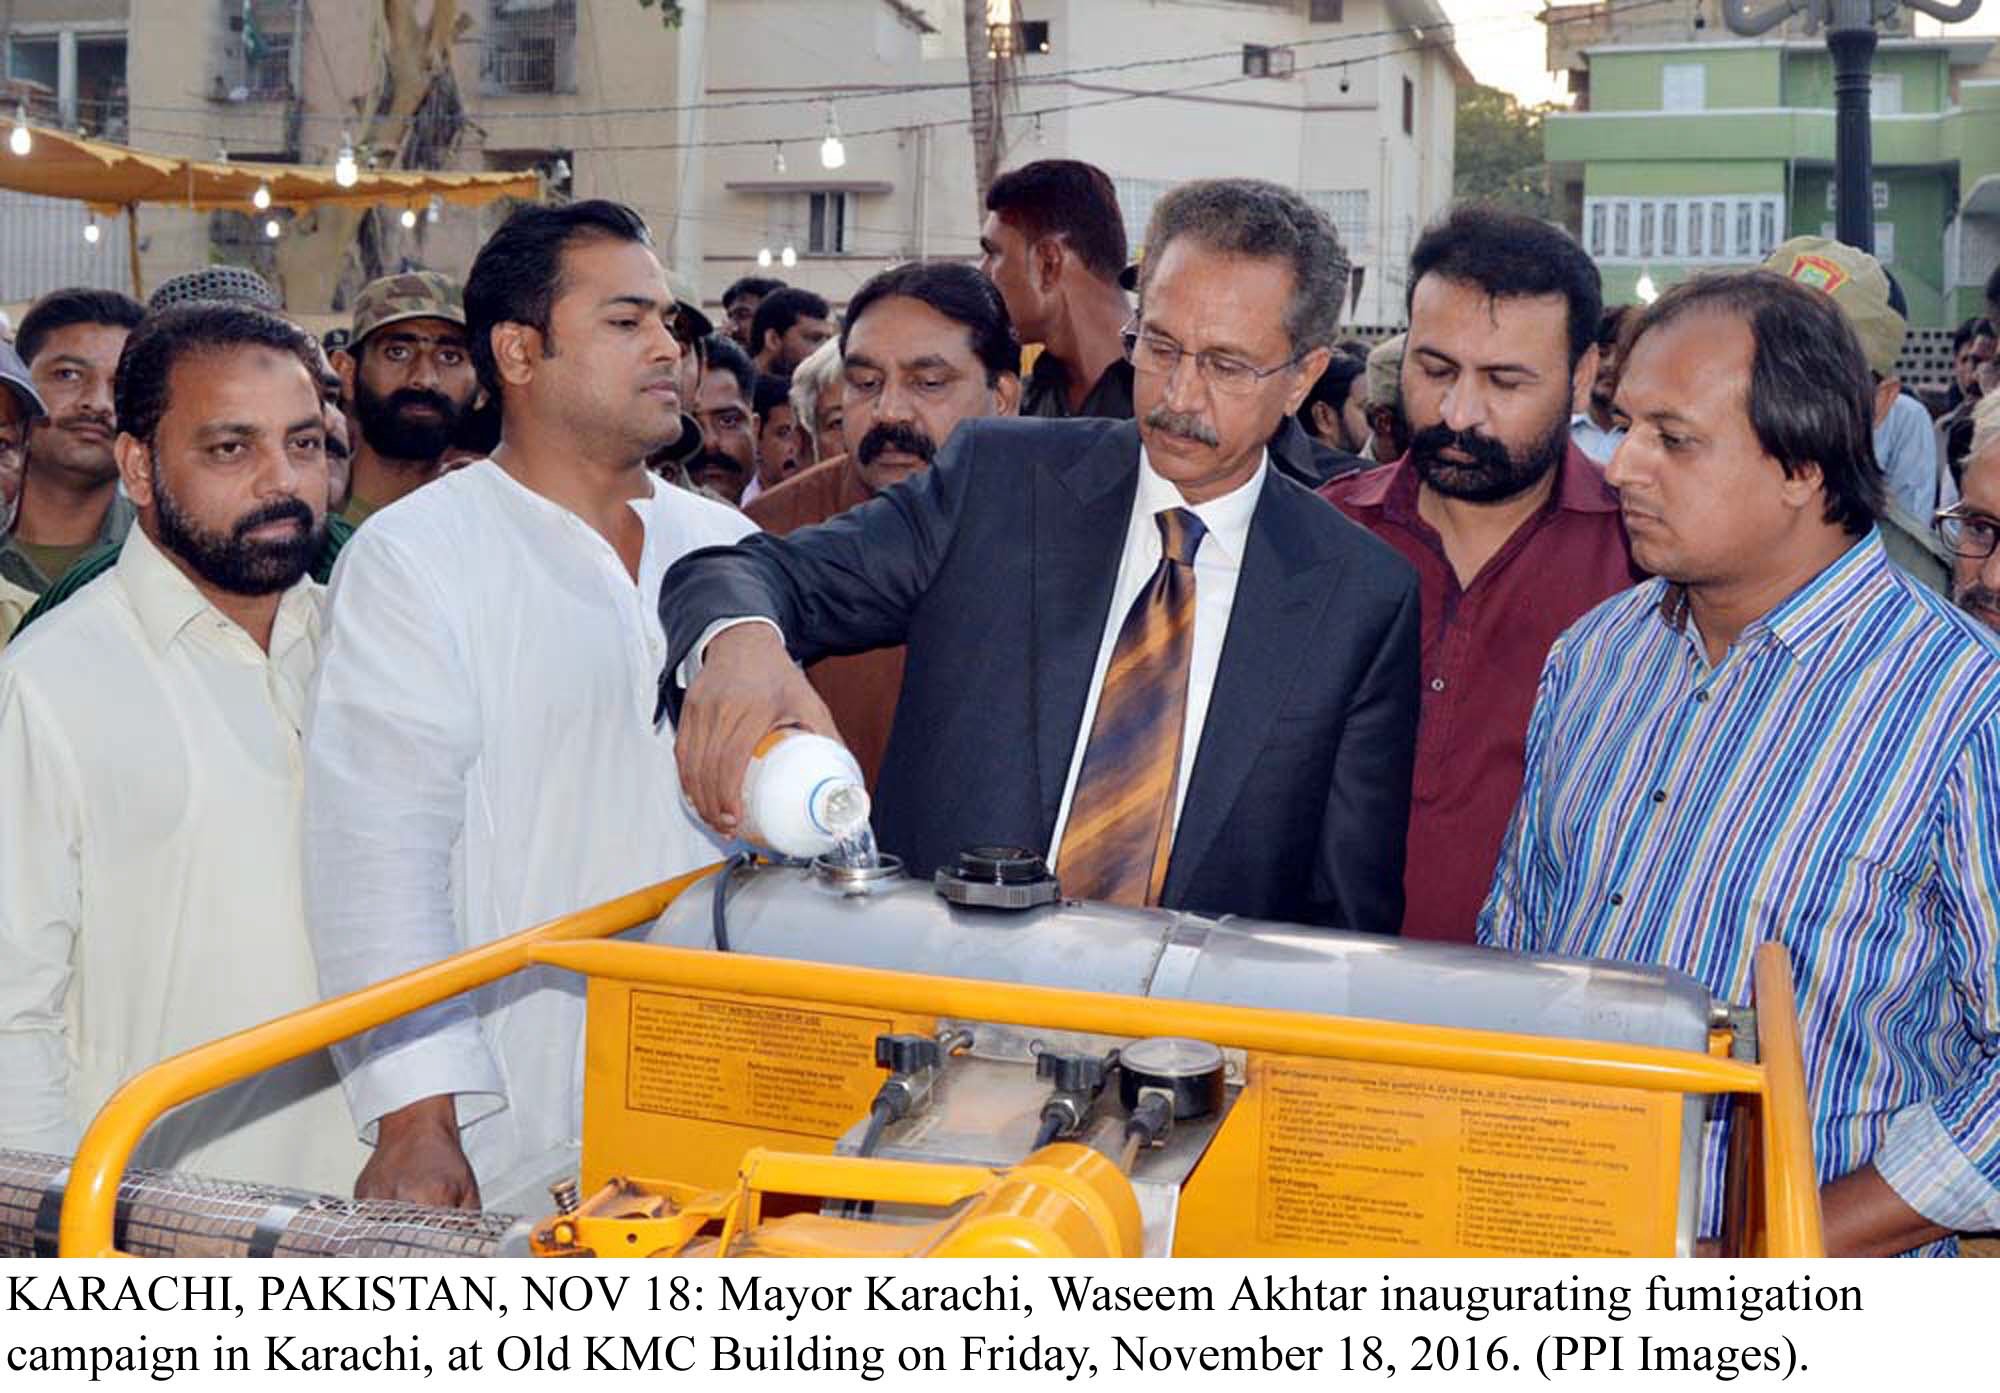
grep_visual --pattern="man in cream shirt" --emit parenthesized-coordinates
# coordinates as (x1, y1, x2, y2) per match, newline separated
(0, 302, 362, 1193)
(306, 202, 750, 1210)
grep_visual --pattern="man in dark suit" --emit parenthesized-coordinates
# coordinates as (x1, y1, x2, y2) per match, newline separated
(663, 178, 1419, 933)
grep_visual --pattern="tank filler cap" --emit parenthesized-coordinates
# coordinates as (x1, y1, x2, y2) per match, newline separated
(933, 845, 1061, 911)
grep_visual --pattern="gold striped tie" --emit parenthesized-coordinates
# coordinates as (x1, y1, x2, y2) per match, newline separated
(1057, 507, 1207, 906)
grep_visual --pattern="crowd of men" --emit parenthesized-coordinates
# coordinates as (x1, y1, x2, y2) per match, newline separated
(3, 157, 2000, 1256)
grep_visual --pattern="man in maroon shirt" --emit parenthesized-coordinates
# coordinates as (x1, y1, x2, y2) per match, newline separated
(1323, 204, 1641, 941)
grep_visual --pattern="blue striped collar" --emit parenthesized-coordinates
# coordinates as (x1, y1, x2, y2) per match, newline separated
(1656, 528, 1890, 662)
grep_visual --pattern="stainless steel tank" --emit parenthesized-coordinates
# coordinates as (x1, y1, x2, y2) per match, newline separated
(647, 855, 1721, 1052)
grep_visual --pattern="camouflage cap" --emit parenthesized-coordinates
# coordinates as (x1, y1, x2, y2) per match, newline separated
(1365, 332, 1406, 411)
(1760, 236, 1906, 379)
(351, 270, 466, 346)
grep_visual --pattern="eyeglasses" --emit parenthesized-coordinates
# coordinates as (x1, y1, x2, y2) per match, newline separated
(1935, 505, 2000, 560)
(0, 432, 24, 462)
(1121, 328, 1304, 398)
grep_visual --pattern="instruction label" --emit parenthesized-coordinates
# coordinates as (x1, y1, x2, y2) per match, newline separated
(1255, 1056, 1680, 1257)
(625, 991, 889, 1139)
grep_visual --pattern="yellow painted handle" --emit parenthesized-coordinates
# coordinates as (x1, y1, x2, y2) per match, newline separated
(59, 863, 721, 1258)
(1751, 943, 1826, 1257)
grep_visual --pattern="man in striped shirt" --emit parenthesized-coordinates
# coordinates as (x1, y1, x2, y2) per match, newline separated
(1480, 270, 2000, 1256)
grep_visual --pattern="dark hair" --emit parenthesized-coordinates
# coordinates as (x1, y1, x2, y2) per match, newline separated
(839, 260, 1020, 385)
(1597, 304, 1632, 350)
(752, 371, 793, 418)
(463, 199, 652, 400)
(1984, 261, 1999, 315)
(723, 275, 786, 309)
(1295, 352, 1366, 432)
(750, 287, 831, 355)
(1407, 203, 1601, 369)
(700, 332, 756, 401)
(1953, 316, 1995, 353)
(115, 302, 318, 447)
(984, 159, 1128, 284)
(1140, 178, 1348, 351)
(1629, 270, 1881, 535)
(16, 287, 146, 368)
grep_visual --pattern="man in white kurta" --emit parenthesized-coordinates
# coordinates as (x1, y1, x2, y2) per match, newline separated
(303, 201, 753, 1209)
(0, 523, 363, 1193)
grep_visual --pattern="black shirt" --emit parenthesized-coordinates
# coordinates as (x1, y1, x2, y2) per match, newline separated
(1021, 352, 1136, 421)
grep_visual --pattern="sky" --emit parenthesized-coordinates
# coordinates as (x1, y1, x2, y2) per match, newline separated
(1439, 0, 2000, 107)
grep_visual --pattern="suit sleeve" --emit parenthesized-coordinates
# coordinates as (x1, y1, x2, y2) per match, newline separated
(1313, 574, 1420, 935)
(657, 426, 981, 726)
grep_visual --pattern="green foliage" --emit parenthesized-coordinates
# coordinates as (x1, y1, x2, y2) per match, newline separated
(636, 0, 686, 26)
(1455, 83, 1554, 220)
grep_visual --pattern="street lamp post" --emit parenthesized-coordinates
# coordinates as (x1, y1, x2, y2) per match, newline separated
(1722, 0, 1983, 255)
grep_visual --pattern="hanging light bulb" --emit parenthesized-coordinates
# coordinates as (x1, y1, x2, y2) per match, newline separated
(819, 104, 846, 170)
(1031, 113, 1045, 145)
(425, 194, 443, 224)
(252, 181, 272, 211)
(264, 217, 282, 240)
(8, 105, 31, 157)
(772, 142, 787, 175)
(757, 247, 774, 269)
(1635, 270, 1660, 304)
(780, 245, 798, 268)
(1339, 64, 1351, 95)
(399, 207, 418, 230)
(334, 133, 359, 188)
(83, 218, 100, 246)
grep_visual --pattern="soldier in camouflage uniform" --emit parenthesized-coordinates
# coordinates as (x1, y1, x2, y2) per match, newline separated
(330, 271, 479, 527)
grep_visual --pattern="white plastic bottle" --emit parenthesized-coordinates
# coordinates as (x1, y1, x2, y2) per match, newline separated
(739, 729, 872, 860)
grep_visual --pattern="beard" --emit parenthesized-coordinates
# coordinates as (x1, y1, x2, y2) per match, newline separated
(1407, 409, 1569, 504)
(153, 461, 323, 596)
(1955, 578, 2000, 630)
(353, 379, 464, 463)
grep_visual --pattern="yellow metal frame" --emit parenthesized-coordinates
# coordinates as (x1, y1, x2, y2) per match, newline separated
(60, 866, 1824, 1258)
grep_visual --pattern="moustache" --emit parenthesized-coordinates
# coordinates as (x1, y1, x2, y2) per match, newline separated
(232, 496, 315, 543)
(1956, 583, 2000, 617)
(1142, 407, 1219, 448)
(55, 412, 115, 433)
(1408, 422, 1512, 470)
(857, 421, 937, 468)
(386, 388, 457, 418)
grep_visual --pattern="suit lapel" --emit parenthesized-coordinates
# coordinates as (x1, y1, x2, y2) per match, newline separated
(1162, 471, 1341, 902)
(1032, 422, 1142, 839)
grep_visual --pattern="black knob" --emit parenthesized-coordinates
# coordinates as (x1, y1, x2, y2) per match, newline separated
(874, 1033, 941, 1075)
(955, 846, 1052, 884)
(1035, 1050, 1109, 1093)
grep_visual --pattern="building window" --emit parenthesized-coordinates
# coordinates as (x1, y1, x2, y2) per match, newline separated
(808, 192, 850, 256)
(1869, 73, 1902, 117)
(1304, 189, 1370, 255)
(1661, 63, 1706, 112)
(1242, 44, 1294, 79)
(1824, 180, 1891, 212)
(1584, 195, 1784, 264)
(1402, 75, 1414, 135)
(482, 0, 578, 96)
(9, 29, 128, 136)
(1310, 0, 1345, 21)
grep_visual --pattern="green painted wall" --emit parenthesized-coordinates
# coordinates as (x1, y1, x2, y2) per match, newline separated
(1782, 49, 1946, 113)
(1588, 49, 1781, 112)
(1584, 159, 1786, 197)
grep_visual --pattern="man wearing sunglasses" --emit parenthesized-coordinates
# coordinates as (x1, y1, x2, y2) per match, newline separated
(663, 178, 1419, 934)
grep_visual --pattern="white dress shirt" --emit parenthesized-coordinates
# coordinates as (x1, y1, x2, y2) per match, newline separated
(0, 525, 363, 1193)
(1568, 413, 1624, 466)
(1045, 448, 1266, 864)
(304, 460, 752, 1196)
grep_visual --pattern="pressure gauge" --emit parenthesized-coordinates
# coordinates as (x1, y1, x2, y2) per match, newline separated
(1118, 1037, 1227, 1120)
